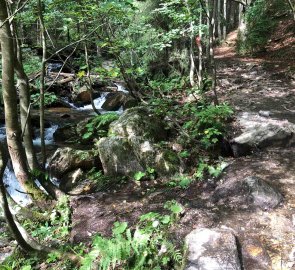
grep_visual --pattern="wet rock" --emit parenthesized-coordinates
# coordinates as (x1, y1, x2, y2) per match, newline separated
(48, 147, 101, 178)
(109, 107, 167, 142)
(60, 168, 85, 192)
(240, 238, 272, 270)
(101, 92, 127, 111)
(73, 85, 100, 104)
(185, 228, 241, 270)
(96, 137, 144, 176)
(213, 176, 282, 210)
(233, 113, 295, 152)
(53, 124, 77, 143)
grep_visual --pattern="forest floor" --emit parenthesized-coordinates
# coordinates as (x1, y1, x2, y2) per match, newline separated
(71, 21, 295, 269)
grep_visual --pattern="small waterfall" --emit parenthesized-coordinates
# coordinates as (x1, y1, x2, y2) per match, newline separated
(3, 164, 32, 206)
(33, 125, 58, 146)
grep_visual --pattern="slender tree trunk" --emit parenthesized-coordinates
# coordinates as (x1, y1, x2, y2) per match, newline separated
(0, 0, 45, 201)
(223, 0, 227, 39)
(0, 143, 35, 253)
(37, 0, 47, 169)
(84, 44, 100, 115)
(217, 0, 221, 39)
(197, 9, 203, 88)
(185, 0, 196, 87)
(286, 0, 295, 21)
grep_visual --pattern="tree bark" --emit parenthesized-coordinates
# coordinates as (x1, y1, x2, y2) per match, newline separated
(37, 0, 47, 169)
(0, 0, 46, 201)
(0, 143, 35, 253)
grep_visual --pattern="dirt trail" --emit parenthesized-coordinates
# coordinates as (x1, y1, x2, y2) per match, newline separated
(213, 30, 295, 269)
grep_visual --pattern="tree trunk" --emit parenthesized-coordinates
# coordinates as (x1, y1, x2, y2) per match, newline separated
(223, 0, 227, 39)
(185, 0, 196, 87)
(0, 0, 46, 201)
(37, 0, 47, 169)
(0, 143, 35, 253)
(197, 9, 203, 88)
(84, 44, 101, 115)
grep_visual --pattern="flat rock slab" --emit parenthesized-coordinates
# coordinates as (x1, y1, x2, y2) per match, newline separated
(233, 113, 295, 154)
(185, 228, 241, 270)
(213, 176, 282, 210)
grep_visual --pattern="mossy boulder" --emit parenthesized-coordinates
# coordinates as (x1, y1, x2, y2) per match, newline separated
(96, 136, 144, 176)
(109, 107, 167, 142)
(48, 147, 101, 178)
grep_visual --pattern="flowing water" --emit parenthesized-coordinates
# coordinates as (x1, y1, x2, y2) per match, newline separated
(1, 83, 128, 206)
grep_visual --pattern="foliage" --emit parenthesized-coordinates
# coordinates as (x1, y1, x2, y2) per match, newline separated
(134, 167, 156, 181)
(194, 159, 228, 180)
(30, 92, 58, 108)
(80, 202, 184, 270)
(167, 174, 193, 189)
(243, 0, 280, 52)
(81, 113, 119, 141)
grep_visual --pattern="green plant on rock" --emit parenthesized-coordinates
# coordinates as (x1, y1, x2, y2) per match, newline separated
(80, 202, 184, 270)
(82, 113, 119, 141)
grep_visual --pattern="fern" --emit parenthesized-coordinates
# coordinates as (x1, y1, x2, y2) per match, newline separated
(80, 205, 185, 270)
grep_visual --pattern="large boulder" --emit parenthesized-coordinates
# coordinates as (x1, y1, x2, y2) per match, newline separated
(109, 107, 167, 142)
(96, 137, 144, 176)
(96, 107, 180, 177)
(185, 228, 241, 270)
(48, 147, 101, 178)
(130, 138, 180, 176)
(73, 85, 100, 104)
(232, 112, 295, 156)
(213, 176, 283, 210)
(101, 92, 127, 111)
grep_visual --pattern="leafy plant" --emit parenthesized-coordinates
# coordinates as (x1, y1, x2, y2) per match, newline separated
(167, 174, 193, 189)
(194, 159, 228, 180)
(80, 203, 184, 270)
(81, 113, 119, 141)
(134, 167, 156, 181)
(30, 92, 58, 108)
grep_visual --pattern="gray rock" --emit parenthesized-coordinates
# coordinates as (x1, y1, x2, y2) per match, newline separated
(101, 92, 126, 111)
(109, 107, 167, 142)
(245, 176, 283, 209)
(233, 112, 295, 149)
(96, 137, 144, 176)
(130, 138, 180, 176)
(213, 176, 282, 210)
(185, 228, 241, 270)
(48, 147, 101, 178)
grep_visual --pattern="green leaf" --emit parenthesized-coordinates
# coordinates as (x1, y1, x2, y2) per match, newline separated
(112, 221, 128, 235)
(134, 171, 146, 181)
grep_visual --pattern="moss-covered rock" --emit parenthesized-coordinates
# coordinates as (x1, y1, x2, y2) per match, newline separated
(109, 107, 167, 142)
(48, 147, 101, 178)
(96, 136, 144, 176)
